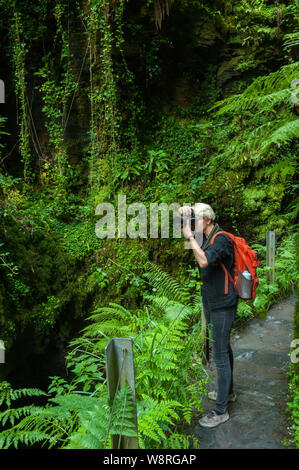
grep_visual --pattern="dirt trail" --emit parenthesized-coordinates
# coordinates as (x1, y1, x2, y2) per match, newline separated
(193, 295, 296, 449)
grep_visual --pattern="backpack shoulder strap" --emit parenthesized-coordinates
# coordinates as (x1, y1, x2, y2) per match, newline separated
(209, 230, 234, 295)
(210, 230, 227, 245)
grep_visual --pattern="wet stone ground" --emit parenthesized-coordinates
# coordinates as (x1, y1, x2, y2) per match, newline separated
(190, 296, 296, 449)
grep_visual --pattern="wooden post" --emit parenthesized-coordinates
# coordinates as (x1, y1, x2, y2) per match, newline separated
(0, 340, 4, 364)
(0, 79, 4, 104)
(105, 338, 138, 449)
(201, 306, 209, 365)
(266, 231, 275, 283)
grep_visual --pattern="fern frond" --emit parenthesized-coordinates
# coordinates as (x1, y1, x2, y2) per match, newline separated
(63, 385, 137, 449)
(210, 62, 299, 115)
(0, 405, 40, 426)
(108, 385, 137, 438)
(259, 118, 299, 154)
(283, 32, 299, 50)
(83, 320, 133, 338)
(0, 429, 49, 449)
(167, 432, 191, 449)
(0, 381, 46, 407)
(144, 261, 189, 304)
(49, 393, 100, 410)
(85, 304, 134, 324)
(81, 303, 137, 349)
(188, 291, 202, 315)
(64, 430, 102, 449)
(137, 397, 181, 443)
(208, 62, 299, 158)
(150, 296, 192, 325)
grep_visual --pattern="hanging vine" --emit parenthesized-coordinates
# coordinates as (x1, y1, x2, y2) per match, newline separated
(36, 0, 76, 200)
(84, 0, 127, 190)
(10, 11, 32, 186)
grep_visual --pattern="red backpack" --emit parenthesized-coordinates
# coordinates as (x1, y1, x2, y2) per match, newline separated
(210, 231, 261, 300)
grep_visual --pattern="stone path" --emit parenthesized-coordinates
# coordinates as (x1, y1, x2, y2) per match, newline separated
(192, 296, 296, 449)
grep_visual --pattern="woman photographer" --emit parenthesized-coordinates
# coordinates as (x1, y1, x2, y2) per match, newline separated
(178, 203, 238, 428)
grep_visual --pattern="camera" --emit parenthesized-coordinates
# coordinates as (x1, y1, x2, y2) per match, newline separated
(173, 208, 196, 231)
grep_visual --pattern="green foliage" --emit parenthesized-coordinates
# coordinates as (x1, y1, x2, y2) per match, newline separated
(82, 303, 139, 352)
(9, 12, 32, 184)
(209, 61, 299, 160)
(0, 365, 136, 449)
(64, 385, 137, 449)
(143, 260, 190, 305)
(34, 3, 77, 196)
(0, 116, 9, 155)
(0, 261, 209, 449)
(286, 358, 299, 448)
(285, 233, 299, 448)
(0, 382, 47, 408)
(0, 0, 298, 451)
(0, 223, 296, 449)
(119, 263, 208, 447)
(32, 295, 62, 332)
(0, 243, 30, 304)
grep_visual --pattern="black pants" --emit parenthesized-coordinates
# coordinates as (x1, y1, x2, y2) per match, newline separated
(203, 299, 237, 414)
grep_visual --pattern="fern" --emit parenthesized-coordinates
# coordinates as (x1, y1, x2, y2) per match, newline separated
(137, 397, 181, 447)
(167, 432, 195, 449)
(0, 381, 47, 408)
(108, 385, 138, 441)
(210, 62, 299, 115)
(82, 303, 138, 351)
(259, 118, 299, 153)
(283, 32, 299, 50)
(208, 61, 299, 158)
(143, 261, 190, 305)
(0, 429, 49, 449)
(76, 263, 209, 448)
(64, 384, 137, 449)
(0, 263, 210, 450)
(0, 382, 137, 449)
(0, 405, 39, 427)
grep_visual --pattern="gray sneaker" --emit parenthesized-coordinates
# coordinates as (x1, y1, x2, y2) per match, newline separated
(199, 410, 229, 428)
(208, 390, 237, 402)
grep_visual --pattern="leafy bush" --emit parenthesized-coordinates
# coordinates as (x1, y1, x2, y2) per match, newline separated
(285, 232, 299, 448)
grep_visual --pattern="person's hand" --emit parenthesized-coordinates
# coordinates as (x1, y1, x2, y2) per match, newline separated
(178, 206, 192, 217)
(182, 218, 193, 240)
(179, 206, 194, 239)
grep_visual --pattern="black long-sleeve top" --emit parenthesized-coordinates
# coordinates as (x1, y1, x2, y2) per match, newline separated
(198, 228, 238, 310)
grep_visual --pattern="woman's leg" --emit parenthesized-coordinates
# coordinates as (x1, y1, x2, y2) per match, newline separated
(210, 305, 236, 414)
(228, 342, 234, 395)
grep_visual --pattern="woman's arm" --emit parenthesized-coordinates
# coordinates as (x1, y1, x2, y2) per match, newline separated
(180, 213, 208, 268)
(187, 234, 208, 268)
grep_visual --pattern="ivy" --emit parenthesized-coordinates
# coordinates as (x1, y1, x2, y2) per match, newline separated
(35, 1, 77, 202)
(10, 11, 32, 185)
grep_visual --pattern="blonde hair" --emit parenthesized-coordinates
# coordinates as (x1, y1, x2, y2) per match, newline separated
(193, 203, 215, 221)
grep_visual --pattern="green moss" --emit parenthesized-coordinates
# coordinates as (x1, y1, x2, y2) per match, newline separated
(294, 301, 299, 376)
(243, 187, 268, 211)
